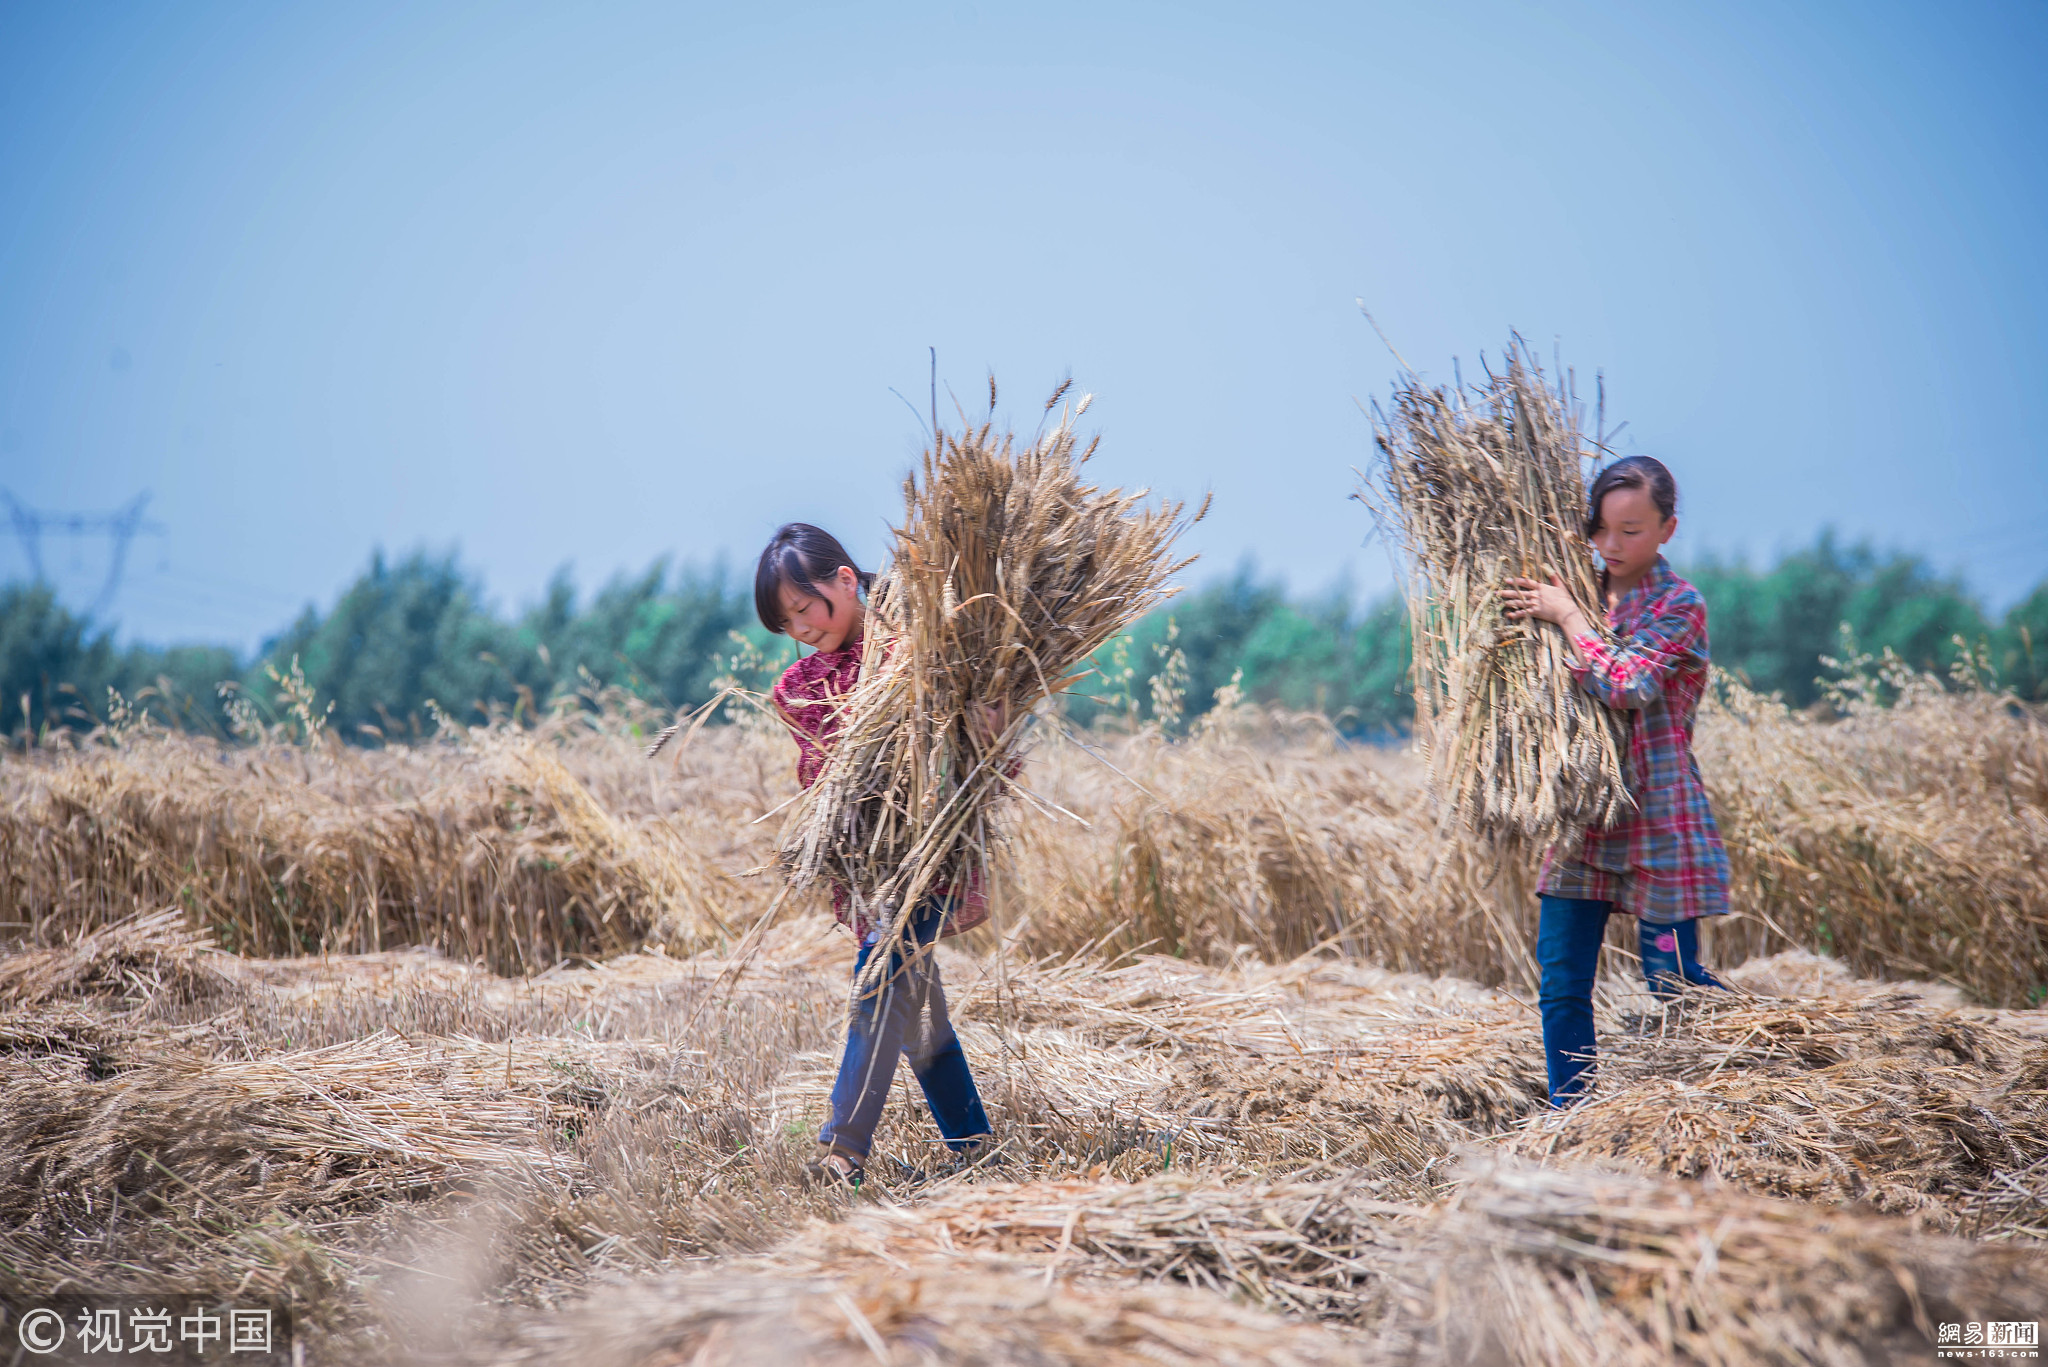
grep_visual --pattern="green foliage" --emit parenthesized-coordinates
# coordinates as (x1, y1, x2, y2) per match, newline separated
(137, 643, 245, 732)
(1069, 565, 1412, 738)
(0, 581, 237, 736)
(1687, 533, 1990, 707)
(252, 551, 760, 740)
(0, 550, 760, 742)
(1237, 589, 1411, 737)
(254, 551, 527, 740)
(1994, 583, 2048, 703)
(520, 560, 761, 718)
(0, 581, 110, 734)
(1080, 533, 2031, 735)
(1066, 564, 1282, 730)
(0, 532, 2039, 742)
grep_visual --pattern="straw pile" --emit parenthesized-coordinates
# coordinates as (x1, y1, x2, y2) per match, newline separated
(1005, 718, 1515, 971)
(760, 942, 1546, 1176)
(826, 1173, 1414, 1322)
(1699, 665, 2048, 1007)
(1375, 1158, 2048, 1366)
(0, 720, 735, 972)
(3, 664, 2045, 1361)
(440, 1160, 2048, 1367)
(0, 906, 241, 1012)
(10, 647, 2042, 1000)
(0, 1029, 594, 1218)
(440, 1261, 1365, 1367)
(1364, 338, 1631, 848)
(779, 384, 1198, 978)
(5, 897, 2048, 1363)
(1499, 983, 2048, 1234)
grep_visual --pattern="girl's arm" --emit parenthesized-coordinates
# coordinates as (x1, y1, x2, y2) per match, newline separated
(968, 699, 1009, 748)
(771, 675, 835, 788)
(1505, 576, 1706, 710)
(1504, 575, 1592, 667)
(1565, 595, 1706, 710)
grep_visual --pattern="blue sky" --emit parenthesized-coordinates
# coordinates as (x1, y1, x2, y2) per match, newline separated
(2, 1, 2043, 649)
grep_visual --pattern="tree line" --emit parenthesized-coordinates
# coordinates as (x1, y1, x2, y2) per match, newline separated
(2, 532, 2043, 743)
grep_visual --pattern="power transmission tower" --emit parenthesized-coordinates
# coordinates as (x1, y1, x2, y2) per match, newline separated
(1, 490, 165, 618)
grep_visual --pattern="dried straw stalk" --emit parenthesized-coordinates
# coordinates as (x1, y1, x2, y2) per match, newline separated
(1362, 336, 1631, 849)
(1498, 982, 2048, 1234)
(779, 382, 1200, 985)
(447, 1258, 1364, 1367)
(1380, 1157, 2048, 1367)
(829, 1173, 1414, 1322)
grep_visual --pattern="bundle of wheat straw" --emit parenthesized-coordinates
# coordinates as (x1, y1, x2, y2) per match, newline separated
(827, 1173, 1415, 1323)
(448, 1259, 1366, 1367)
(1379, 1158, 2048, 1367)
(1498, 984, 2048, 1233)
(1361, 336, 1631, 849)
(779, 381, 1199, 983)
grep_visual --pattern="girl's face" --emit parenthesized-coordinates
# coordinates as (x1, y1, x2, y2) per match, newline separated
(776, 564, 865, 652)
(1590, 484, 1677, 584)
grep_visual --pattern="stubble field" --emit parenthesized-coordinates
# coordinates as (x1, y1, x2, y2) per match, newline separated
(2, 663, 2045, 1365)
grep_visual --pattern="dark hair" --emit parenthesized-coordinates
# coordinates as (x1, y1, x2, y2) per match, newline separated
(1585, 456, 1678, 537)
(754, 523, 875, 633)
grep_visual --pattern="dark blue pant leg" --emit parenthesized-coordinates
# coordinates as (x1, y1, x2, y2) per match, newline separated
(819, 899, 991, 1161)
(1537, 895, 1611, 1107)
(906, 967, 992, 1150)
(818, 934, 907, 1162)
(1638, 918, 1726, 997)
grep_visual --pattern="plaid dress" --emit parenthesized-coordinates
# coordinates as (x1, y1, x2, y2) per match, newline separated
(1537, 557, 1731, 925)
(771, 639, 993, 940)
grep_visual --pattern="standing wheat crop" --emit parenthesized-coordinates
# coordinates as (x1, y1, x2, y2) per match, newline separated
(779, 382, 1201, 988)
(1362, 337, 1632, 851)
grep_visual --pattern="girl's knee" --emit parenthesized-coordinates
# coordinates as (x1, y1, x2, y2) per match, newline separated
(907, 1026, 964, 1072)
(1538, 966, 1598, 1004)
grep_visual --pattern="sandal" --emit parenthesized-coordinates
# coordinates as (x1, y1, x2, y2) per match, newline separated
(804, 1149, 864, 1189)
(934, 1137, 1002, 1178)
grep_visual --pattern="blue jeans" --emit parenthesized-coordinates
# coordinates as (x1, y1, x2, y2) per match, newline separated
(818, 899, 992, 1164)
(1536, 896, 1724, 1108)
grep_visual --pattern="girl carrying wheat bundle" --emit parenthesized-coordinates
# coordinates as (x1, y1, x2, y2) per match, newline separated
(761, 390, 1194, 1185)
(1371, 343, 1733, 1108)
(757, 523, 996, 1187)
(1504, 456, 1732, 1106)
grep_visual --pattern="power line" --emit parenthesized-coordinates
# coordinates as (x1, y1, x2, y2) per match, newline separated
(1, 489, 166, 618)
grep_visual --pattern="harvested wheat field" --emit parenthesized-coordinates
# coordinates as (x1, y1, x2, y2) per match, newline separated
(2, 665, 2045, 1365)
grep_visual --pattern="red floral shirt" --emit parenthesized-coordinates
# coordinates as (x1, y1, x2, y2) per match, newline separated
(1537, 557, 1732, 924)
(771, 641, 866, 792)
(770, 639, 993, 940)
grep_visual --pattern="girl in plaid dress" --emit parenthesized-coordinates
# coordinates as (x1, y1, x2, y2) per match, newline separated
(1506, 457, 1730, 1107)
